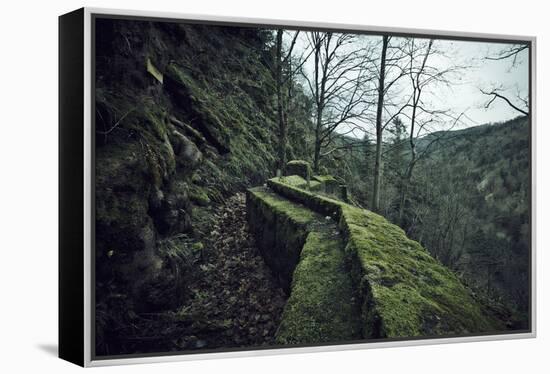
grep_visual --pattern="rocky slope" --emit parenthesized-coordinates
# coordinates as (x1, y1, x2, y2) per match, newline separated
(94, 19, 313, 354)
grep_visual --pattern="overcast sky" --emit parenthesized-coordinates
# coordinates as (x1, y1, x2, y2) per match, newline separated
(431, 39, 528, 125)
(285, 32, 529, 139)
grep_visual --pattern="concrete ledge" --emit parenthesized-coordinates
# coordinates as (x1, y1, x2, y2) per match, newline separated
(275, 231, 362, 345)
(246, 187, 362, 344)
(285, 160, 312, 180)
(246, 187, 316, 292)
(312, 175, 340, 195)
(277, 175, 322, 191)
(266, 177, 503, 338)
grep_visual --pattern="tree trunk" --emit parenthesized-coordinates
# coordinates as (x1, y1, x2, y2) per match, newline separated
(275, 29, 286, 174)
(398, 121, 417, 225)
(372, 125, 383, 212)
(313, 106, 322, 173)
(371, 35, 389, 212)
(397, 174, 408, 224)
(312, 37, 323, 175)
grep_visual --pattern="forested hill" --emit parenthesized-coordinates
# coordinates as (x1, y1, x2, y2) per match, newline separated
(399, 116, 530, 324)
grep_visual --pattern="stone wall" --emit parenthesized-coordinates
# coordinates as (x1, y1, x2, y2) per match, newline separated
(247, 177, 504, 343)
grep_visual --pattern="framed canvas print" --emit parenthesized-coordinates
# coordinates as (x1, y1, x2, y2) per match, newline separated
(59, 7, 536, 367)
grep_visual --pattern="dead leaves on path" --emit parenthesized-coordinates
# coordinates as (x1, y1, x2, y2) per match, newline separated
(173, 193, 287, 350)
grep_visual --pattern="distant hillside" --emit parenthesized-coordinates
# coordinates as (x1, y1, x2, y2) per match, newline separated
(400, 116, 530, 325)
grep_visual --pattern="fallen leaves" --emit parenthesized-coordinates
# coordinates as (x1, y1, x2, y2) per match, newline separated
(103, 193, 288, 354)
(172, 192, 287, 350)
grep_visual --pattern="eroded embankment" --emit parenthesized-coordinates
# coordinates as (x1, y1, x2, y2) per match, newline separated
(247, 176, 504, 344)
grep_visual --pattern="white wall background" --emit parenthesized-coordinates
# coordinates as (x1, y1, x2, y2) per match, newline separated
(0, 0, 546, 372)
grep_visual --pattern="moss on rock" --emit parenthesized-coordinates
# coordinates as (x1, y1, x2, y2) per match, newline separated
(279, 175, 321, 191)
(246, 187, 319, 291)
(313, 174, 340, 195)
(266, 176, 504, 338)
(247, 186, 361, 345)
(188, 185, 211, 206)
(268, 177, 341, 217)
(279, 175, 307, 188)
(286, 160, 312, 180)
(275, 231, 362, 344)
(340, 206, 503, 337)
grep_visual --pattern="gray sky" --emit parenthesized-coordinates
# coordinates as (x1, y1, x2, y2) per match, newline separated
(431, 39, 528, 125)
(286, 32, 529, 139)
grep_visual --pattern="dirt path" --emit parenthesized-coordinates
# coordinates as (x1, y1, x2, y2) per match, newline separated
(175, 192, 288, 350)
(104, 193, 288, 355)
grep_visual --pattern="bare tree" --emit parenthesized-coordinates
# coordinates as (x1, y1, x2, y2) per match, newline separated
(481, 43, 529, 116)
(275, 29, 300, 174)
(370, 36, 410, 212)
(371, 35, 389, 212)
(302, 32, 375, 173)
(397, 38, 465, 224)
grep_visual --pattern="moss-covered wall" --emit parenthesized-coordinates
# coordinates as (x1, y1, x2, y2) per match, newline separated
(262, 177, 504, 338)
(246, 187, 362, 344)
(340, 205, 503, 337)
(246, 188, 316, 291)
(276, 231, 362, 344)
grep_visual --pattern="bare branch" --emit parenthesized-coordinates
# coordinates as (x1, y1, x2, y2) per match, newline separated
(485, 44, 528, 67)
(480, 88, 529, 116)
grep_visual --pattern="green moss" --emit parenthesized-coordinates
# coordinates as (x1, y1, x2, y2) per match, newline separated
(144, 110, 168, 140)
(312, 174, 341, 195)
(189, 185, 211, 206)
(340, 206, 503, 337)
(265, 177, 503, 337)
(276, 231, 362, 344)
(313, 175, 337, 183)
(279, 175, 322, 191)
(192, 242, 204, 252)
(247, 187, 320, 291)
(249, 188, 318, 226)
(286, 160, 312, 180)
(279, 175, 307, 187)
(268, 177, 342, 217)
(165, 59, 279, 197)
(107, 103, 176, 188)
(248, 187, 362, 344)
(165, 63, 196, 91)
(308, 181, 323, 192)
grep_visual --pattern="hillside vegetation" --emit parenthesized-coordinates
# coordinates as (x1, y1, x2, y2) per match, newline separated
(402, 117, 530, 322)
(94, 19, 324, 355)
